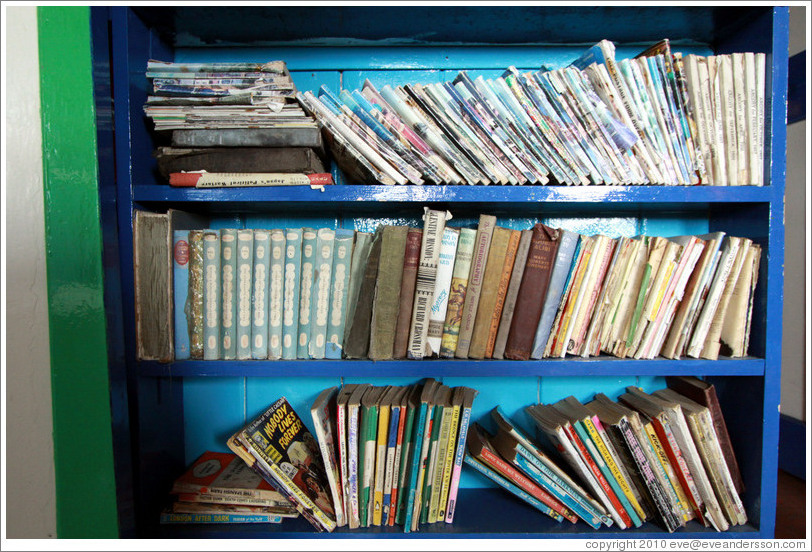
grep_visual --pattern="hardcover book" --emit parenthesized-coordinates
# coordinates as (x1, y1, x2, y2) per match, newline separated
(394, 228, 424, 358)
(281, 228, 302, 359)
(267, 229, 285, 359)
(455, 214, 496, 358)
(309, 228, 335, 359)
(439, 227, 477, 357)
(492, 228, 533, 360)
(188, 230, 205, 360)
(219, 229, 238, 360)
(297, 228, 318, 358)
(251, 230, 271, 359)
(344, 228, 383, 359)
(310, 387, 345, 527)
(426, 228, 460, 357)
(325, 229, 356, 359)
(172, 230, 191, 360)
(202, 230, 222, 360)
(369, 226, 409, 360)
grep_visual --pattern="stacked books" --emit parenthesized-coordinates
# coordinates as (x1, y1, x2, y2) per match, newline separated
(465, 377, 746, 533)
(522, 378, 747, 532)
(143, 60, 332, 188)
(136, 207, 761, 361)
(309, 380, 478, 532)
(161, 451, 299, 524)
(299, 39, 766, 186)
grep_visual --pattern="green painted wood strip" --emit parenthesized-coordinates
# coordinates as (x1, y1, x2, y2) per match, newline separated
(38, 6, 119, 538)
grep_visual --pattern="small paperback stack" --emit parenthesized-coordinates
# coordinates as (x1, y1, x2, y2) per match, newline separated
(143, 59, 332, 188)
(310, 380, 478, 532)
(523, 379, 747, 532)
(298, 39, 765, 186)
(161, 451, 299, 524)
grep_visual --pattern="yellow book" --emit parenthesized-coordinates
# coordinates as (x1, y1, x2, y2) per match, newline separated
(371, 386, 395, 526)
(429, 389, 455, 522)
(551, 236, 595, 357)
(643, 422, 694, 522)
(437, 389, 462, 522)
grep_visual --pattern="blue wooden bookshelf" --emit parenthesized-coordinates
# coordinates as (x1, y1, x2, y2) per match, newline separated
(91, 5, 788, 539)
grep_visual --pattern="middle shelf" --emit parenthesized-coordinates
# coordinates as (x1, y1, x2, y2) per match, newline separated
(138, 358, 766, 378)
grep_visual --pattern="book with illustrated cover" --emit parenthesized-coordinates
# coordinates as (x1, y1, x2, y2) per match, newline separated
(439, 227, 477, 358)
(235, 229, 254, 359)
(219, 229, 238, 360)
(229, 397, 337, 532)
(309, 228, 335, 359)
(310, 387, 345, 527)
(267, 229, 285, 359)
(202, 230, 222, 360)
(426, 228, 460, 357)
(325, 229, 355, 359)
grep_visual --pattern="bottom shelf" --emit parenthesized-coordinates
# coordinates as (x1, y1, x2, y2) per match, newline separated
(153, 488, 761, 539)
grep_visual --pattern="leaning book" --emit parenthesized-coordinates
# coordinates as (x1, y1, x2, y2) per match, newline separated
(228, 397, 338, 532)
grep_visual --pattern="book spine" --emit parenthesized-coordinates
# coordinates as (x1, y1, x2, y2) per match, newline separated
(492, 229, 533, 359)
(426, 228, 460, 356)
(643, 421, 694, 523)
(267, 230, 285, 359)
(188, 230, 205, 359)
(651, 417, 703, 522)
(174, 492, 287, 508)
(393, 228, 423, 358)
(408, 209, 452, 359)
(344, 229, 383, 359)
(369, 226, 409, 360)
(484, 229, 521, 358)
(251, 230, 271, 359)
(309, 228, 335, 359)
(444, 404, 472, 523)
(531, 230, 577, 359)
(235, 230, 254, 359)
(468, 227, 512, 360)
(382, 404, 401, 526)
(311, 399, 346, 528)
(437, 404, 460, 522)
(360, 404, 379, 527)
(395, 405, 417, 526)
(439, 227, 477, 357)
(336, 400, 350, 526)
(160, 512, 283, 524)
(297, 229, 317, 358)
(324, 230, 354, 359)
(455, 215, 496, 358)
(173, 230, 191, 360)
(281, 229, 302, 359)
(505, 224, 560, 360)
(347, 405, 361, 529)
(219, 229, 238, 360)
(169, 171, 334, 188)
(403, 404, 429, 532)
(463, 455, 563, 522)
(389, 401, 409, 526)
(372, 404, 390, 526)
(420, 404, 443, 525)
(202, 231, 222, 360)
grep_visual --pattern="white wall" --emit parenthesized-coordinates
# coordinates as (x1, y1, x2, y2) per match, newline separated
(780, 5, 807, 422)
(3, 5, 57, 539)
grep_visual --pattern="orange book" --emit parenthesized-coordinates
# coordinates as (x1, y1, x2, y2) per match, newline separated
(485, 229, 521, 358)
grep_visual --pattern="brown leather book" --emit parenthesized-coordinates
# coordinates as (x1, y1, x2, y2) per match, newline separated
(492, 229, 533, 360)
(665, 375, 745, 494)
(504, 224, 561, 360)
(393, 228, 423, 359)
(484, 229, 521, 358)
(369, 226, 409, 360)
(343, 227, 383, 359)
(468, 226, 512, 360)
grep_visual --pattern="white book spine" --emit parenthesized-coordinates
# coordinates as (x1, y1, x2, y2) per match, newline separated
(309, 228, 335, 359)
(267, 230, 285, 359)
(236, 230, 254, 359)
(426, 228, 460, 356)
(755, 53, 766, 186)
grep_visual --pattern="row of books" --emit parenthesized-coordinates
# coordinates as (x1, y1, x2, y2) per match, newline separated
(468, 376, 746, 533)
(211, 380, 477, 532)
(142, 60, 331, 188)
(162, 450, 299, 524)
(153, 206, 759, 362)
(299, 39, 765, 186)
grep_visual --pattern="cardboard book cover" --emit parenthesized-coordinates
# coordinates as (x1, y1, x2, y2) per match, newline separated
(240, 397, 337, 531)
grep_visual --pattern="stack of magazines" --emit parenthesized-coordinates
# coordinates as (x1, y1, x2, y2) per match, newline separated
(143, 60, 330, 188)
(467, 377, 747, 532)
(298, 39, 765, 186)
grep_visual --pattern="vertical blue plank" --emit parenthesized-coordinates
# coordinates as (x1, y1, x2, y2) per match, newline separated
(184, 377, 245, 461)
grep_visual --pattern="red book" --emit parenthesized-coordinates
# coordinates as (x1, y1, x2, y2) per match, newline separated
(467, 424, 578, 523)
(168, 171, 334, 187)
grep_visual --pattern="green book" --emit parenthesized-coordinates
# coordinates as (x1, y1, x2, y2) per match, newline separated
(369, 225, 409, 360)
(421, 384, 449, 524)
(343, 227, 383, 359)
(395, 385, 421, 525)
(359, 386, 386, 527)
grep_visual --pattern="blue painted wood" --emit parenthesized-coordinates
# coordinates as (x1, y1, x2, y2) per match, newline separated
(137, 358, 765, 378)
(101, 5, 787, 539)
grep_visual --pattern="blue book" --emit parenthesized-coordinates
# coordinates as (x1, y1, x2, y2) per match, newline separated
(219, 228, 238, 360)
(172, 230, 191, 360)
(325, 229, 355, 359)
(403, 380, 437, 533)
(235, 229, 254, 360)
(317, 85, 343, 115)
(531, 229, 580, 359)
(309, 228, 335, 359)
(297, 228, 318, 359)
(282, 228, 302, 360)
(569, 41, 608, 71)
(202, 230, 221, 360)
(251, 230, 271, 359)
(267, 229, 285, 360)
(462, 454, 564, 522)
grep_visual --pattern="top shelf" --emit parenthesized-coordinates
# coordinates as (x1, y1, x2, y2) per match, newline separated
(133, 184, 776, 206)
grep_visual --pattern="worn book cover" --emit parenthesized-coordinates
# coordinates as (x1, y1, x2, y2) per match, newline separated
(343, 231, 373, 349)
(296, 228, 317, 359)
(492, 229, 533, 359)
(173, 230, 192, 360)
(483, 229, 521, 358)
(234, 230, 253, 359)
(382, 386, 406, 525)
(369, 226, 409, 360)
(310, 386, 345, 527)
(393, 228, 424, 358)
(325, 229, 356, 359)
(439, 227, 477, 357)
(236, 397, 337, 532)
(218, 229, 238, 360)
(281, 228, 302, 359)
(344, 228, 383, 359)
(359, 386, 385, 527)
(373, 386, 399, 525)
(155, 146, 327, 179)
(346, 383, 371, 528)
(202, 230, 222, 360)
(467, 225, 512, 359)
(395, 384, 421, 526)
(250, 230, 271, 359)
(266, 230, 285, 359)
(187, 230, 205, 360)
